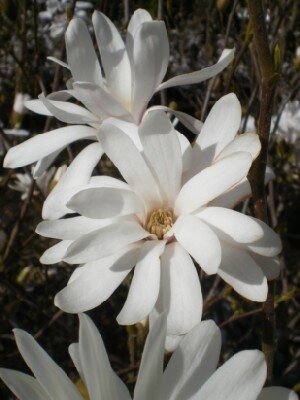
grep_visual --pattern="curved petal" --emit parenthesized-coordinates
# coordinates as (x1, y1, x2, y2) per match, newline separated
(25, 99, 53, 116)
(245, 220, 282, 257)
(4, 126, 96, 168)
(65, 18, 102, 85)
(158, 242, 202, 335)
(67, 187, 144, 219)
(55, 244, 140, 313)
(42, 142, 103, 220)
(64, 221, 149, 264)
(0, 368, 50, 400)
(40, 240, 73, 264)
(13, 330, 82, 400)
(175, 152, 252, 215)
(216, 132, 261, 161)
(217, 241, 268, 302)
(258, 387, 299, 400)
(172, 214, 221, 275)
(78, 314, 130, 400)
(194, 350, 266, 400)
(134, 313, 166, 400)
(163, 320, 221, 400)
(92, 11, 132, 106)
(117, 240, 166, 325)
(197, 207, 264, 243)
(157, 48, 234, 91)
(33, 149, 62, 178)
(139, 111, 182, 205)
(98, 122, 162, 210)
(126, 9, 152, 63)
(132, 21, 169, 122)
(251, 254, 281, 280)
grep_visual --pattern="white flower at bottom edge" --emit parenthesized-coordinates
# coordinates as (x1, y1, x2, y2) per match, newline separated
(0, 314, 297, 400)
(36, 96, 281, 337)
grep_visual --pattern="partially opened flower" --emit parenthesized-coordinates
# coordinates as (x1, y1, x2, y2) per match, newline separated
(0, 314, 297, 400)
(37, 94, 281, 336)
(3, 8, 233, 178)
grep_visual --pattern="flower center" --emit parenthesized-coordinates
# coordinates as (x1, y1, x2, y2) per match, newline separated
(146, 208, 174, 239)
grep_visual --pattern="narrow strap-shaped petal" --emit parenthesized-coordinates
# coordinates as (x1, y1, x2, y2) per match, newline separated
(40, 240, 73, 264)
(132, 21, 169, 123)
(33, 149, 61, 178)
(3, 126, 96, 168)
(55, 244, 140, 313)
(139, 111, 182, 205)
(13, 330, 82, 400)
(156, 48, 234, 91)
(126, 8, 152, 64)
(175, 152, 252, 215)
(163, 320, 221, 400)
(134, 313, 166, 400)
(117, 240, 166, 325)
(216, 132, 261, 161)
(98, 122, 162, 210)
(66, 18, 102, 85)
(0, 368, 51, 400)
(63, 221, 149, 264)
(194, 350, 266, 400)
(92, 11, 132, 106)
(172, 214, 221, 275)
(42, 142, 103, 220)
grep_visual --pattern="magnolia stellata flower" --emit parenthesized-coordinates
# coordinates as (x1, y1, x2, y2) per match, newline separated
(0, 314, 297, 400)
(3, 8, 234, 178)
(37, 95, 281, 336)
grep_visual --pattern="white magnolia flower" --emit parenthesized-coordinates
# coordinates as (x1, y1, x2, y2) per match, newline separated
(0, 314, 297, 400)
(37, 95, 281, 336)
(3, 8, 234, 178)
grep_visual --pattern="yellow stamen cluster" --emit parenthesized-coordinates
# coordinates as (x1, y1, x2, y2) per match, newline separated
(146, 208, 174, 239)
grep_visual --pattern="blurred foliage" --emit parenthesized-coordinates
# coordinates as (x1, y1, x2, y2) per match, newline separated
(0, 0, 299, 398)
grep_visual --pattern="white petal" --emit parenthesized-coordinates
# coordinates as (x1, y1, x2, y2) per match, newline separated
(72, 82, 132, 120)
(176, 130, 193, 173)
(175, 152, 252, 215)
(132, 21, 169, 122)
(217, 241, 268, 302)
(13, 329, 82, 400)
(66, 18, 102, 85)
(258, 387, 299, 400)
(33, 149, 61, 178)
(245, 220, 282, 257)
(68, 343, 84, 382)
(139, 111, 182, 205)
(147, 105, 203, 135)
(78, 314, 130, 400)
(197, 207, 265, 243)
(251, 254, 281, 280)
(55, 244, 140, 312)
(134, 313, 165, 400)
(191, 93, 241, 174)
(172, 214, 221, 274)
(158, 242, 202, 335)
(0, 368, 50, 400)
(163, 320, 221, 400)
(98, 122, 162, 209)
(126, 9, 152, 63)
(40, 240, 72, 264)
(117, 240, 166, 325)
(67, 187, 144, 219)
(103, 118, 141, 150)
(216, 132, 261, 161)
(92, 11, 132, 106)
(38, 93, 98, 124)
(42, 142, 102, 220)
(209, 177, 251, 208)
(194, 350, 266, 400)
(157, 48, 234, 91)
(36, 216, 115, 240)
(64, 221, 148, 264)
(25, 99, 53, 116)
(4, 126, 96, 168)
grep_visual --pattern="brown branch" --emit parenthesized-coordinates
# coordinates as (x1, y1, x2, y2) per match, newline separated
(247, 0, 280, 384)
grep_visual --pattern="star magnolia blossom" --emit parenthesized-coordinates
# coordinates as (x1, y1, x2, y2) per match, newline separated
(3, 8, 234, 178)
(0, 314, 297, 400)
(36, 94, 281, 336)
